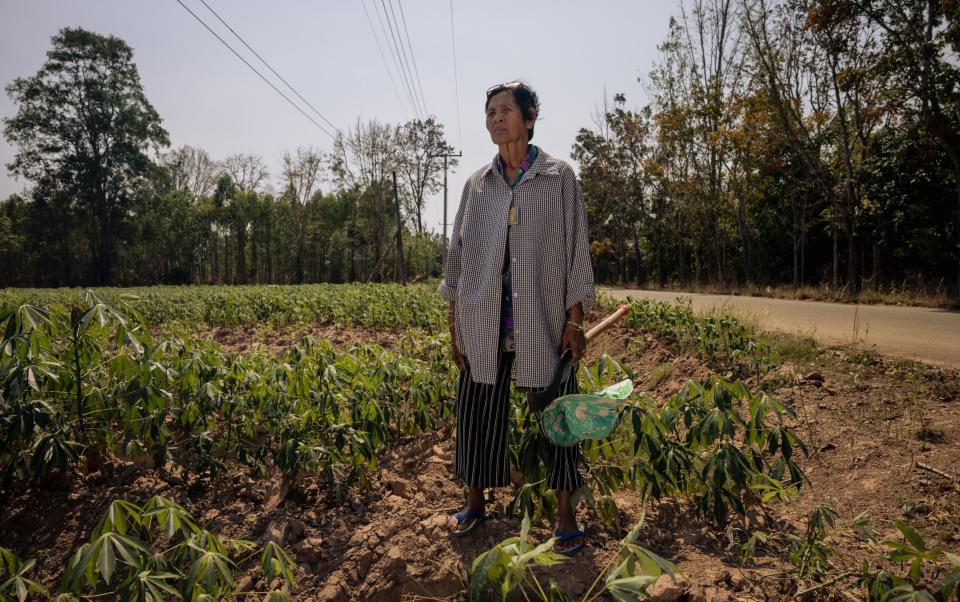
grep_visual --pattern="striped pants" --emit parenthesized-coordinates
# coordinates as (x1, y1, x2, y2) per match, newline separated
(453, 349, 586, 492)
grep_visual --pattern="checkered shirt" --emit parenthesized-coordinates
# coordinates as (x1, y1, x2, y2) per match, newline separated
(438, 149, 596, 387)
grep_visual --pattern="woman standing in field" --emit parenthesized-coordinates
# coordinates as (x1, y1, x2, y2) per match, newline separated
(438, 81, 596, 555)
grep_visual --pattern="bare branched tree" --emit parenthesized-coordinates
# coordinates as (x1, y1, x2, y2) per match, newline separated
(281, 147, 325, 284)
(331, 119, 396, 281)
(162, 145, 217, 200)
(222, 153, 269, 193)
(394, 117, 456, 234)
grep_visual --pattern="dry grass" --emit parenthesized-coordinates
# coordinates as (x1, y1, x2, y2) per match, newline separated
(695, 299, 769, 333)
(619, 281, 959, 309)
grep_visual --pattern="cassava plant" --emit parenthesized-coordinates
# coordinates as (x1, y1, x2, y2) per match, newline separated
(59, 495, 296, 601)
(470, 511, 680, 602)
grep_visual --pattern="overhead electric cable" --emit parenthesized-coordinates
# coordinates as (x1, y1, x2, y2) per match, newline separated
(449, 0, 463, 148)
(372, 0, 421, 119)
(359, 0, 410, 119)
(173, 0, 336, 140)
(197, 0, 341, 136)
(385, 0, 426, 117)
(378, 0, 424, 119)
(394, 0, 429, 117)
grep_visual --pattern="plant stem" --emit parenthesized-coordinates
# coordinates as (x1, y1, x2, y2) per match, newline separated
(581, 554, 619, 602)
(793, 570, 854, 598)
(523, 571, 548, 601)
(531, 569, 550, 601)
(519, 579, 533, 602)
(72, 321, 85, 444)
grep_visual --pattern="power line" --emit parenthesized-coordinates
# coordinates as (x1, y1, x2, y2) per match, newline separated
(386, 0, 427, 117)
(374, 0, 422, 119)
(197, 0, 341, 136)
(395, 0, 429, 117)
(371, 0, 420, 120)
(359, 0, 410, 119)
(381, 0, 423, 119)
(173, 0, 336, 140)
(449, 0, 462, 148)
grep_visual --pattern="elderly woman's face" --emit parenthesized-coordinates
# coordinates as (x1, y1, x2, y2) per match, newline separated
(485, 91, 534, 146)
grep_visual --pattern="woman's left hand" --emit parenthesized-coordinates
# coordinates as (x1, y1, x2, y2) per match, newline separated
(561, 322, 586, 360)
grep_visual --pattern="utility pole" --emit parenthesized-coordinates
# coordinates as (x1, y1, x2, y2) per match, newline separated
(429, 150, 462, 268)
(392, 171, 407, 285)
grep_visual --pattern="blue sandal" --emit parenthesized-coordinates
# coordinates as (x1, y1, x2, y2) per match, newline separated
(448, 509, 486, 537)
(554, 527, 586, 556)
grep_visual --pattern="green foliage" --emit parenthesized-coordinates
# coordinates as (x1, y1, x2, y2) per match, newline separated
(0, 291, 455, 493)
(514, 361, 808, 529)
(470, 513, 568, 601)
(470, 513, 681, 602)
(0, 548, 48, 602)
(613, 296, 771, 381)
(260, 542, 297, 585)
(499, 325, 806, 602)
(0, 286, 815, 600)
(59, 495, 296, 601)
(0, 292, 145, 481)
(2, 29, 457, 288)
(3, 27, 169, 286)
(852, 517, 960, 601)
(596, 517, 679, 602)
(573, 1, 960, 297)
(743, 510, 960, 600)
(0, 283, 448, 331)
(782, 505, 839, 582)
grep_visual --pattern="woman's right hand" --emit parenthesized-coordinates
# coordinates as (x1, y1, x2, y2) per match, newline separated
(448, 301, 466, 370)
(451, 335, 466, 370)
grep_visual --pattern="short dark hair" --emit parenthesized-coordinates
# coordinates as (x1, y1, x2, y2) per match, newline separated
(485, 81, 540, 141)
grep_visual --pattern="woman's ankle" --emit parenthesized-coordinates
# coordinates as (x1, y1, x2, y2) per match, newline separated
(467, 488, 485, 510)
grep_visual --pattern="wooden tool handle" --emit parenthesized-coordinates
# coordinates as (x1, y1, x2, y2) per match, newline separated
(585, 304, 630, 343)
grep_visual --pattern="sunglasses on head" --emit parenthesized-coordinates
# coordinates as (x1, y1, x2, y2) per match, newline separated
(486, 81, 525, 97)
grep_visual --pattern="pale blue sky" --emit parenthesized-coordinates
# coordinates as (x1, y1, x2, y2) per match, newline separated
(1, 1, 678, 234)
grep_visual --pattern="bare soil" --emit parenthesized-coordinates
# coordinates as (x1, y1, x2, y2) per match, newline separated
(2, 322, 958, 601)
(194, 323, 407, 355)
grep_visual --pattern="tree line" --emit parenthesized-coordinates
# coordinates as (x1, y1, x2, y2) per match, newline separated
(0, 28, 456, 288)
(3, 2, 959, 300)
(574, 0, 959, 297)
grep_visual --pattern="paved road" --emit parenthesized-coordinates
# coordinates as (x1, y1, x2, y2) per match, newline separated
(601, 288, 960, 368)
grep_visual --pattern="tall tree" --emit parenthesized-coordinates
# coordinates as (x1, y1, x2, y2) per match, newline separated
(813, 0, 960, 294)
(3, 27, 169, 285)
(679, 0, 748, 284)
(573, 94, 653, 285)
(394, 117, 456, 234)
(212, 173, 255, 285)
(0, 195, 26, 286)
(741, 0, 842, 283)
(647, 16, 699, 284)
(162, 145, 218, 200)
(331, 119, 396, 282)
(280, 147, 324, 284)
(804, 0, 886, 291)
(222, 153, 269, 193)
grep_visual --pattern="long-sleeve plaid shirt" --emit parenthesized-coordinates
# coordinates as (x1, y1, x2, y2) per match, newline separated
(438, 149, 596, 388)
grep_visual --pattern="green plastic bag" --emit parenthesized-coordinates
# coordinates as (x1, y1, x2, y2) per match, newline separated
(539, 379, 634, 447)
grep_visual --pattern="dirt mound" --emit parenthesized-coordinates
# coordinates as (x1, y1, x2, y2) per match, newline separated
(584, 325, 713, 399)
